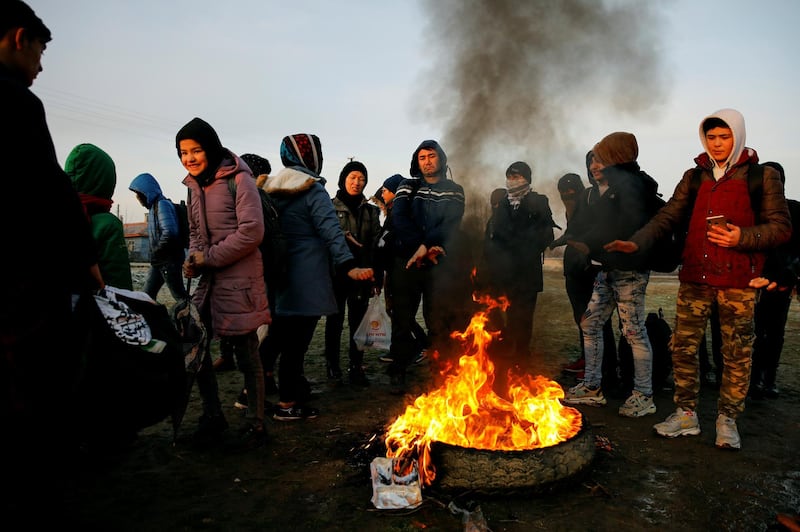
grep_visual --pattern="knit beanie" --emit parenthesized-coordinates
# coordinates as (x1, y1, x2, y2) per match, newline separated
(338, 160, 368, 190)
(409, 139, 448, 178)
(592, 132, 638, 166)
(505, 161, 533, 183)
(241, 153, 271, 177)
(380, 173, 403, 194)
(175, 117, 225, 172)
(280, 133, 323, 175)
(557, 173, 584, 194)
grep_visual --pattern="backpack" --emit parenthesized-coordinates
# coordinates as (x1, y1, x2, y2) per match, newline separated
(617, 308, 673, 391)
(173, 200, 190, 250)
(154, 199, 189, 251)
(642, 163, 764, 273)
(226, 178, 288, 289)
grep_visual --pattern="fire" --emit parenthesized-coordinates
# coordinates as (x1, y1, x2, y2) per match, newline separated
(384, 293, 582, 486)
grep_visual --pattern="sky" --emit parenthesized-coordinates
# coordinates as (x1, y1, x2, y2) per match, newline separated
(29, 0, 800, 229)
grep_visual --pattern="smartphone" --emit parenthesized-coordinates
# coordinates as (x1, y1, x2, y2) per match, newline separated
(706, 215, 727, 229)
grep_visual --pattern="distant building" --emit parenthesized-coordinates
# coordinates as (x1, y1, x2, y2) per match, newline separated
(124, 216, 149, 263)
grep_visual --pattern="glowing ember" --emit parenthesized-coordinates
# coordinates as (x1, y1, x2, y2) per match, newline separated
(385, 293, 582, 487)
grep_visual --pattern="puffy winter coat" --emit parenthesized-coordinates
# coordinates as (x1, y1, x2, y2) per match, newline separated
(632, 149, 791, 288)
(129, 172, 184, 264)
(263, 167, 355, 316)
(182, 150, 269, 335)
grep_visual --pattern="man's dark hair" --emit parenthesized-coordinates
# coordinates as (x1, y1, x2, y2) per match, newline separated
(702, 117, 729, 133)
(1, 1, 52, 43)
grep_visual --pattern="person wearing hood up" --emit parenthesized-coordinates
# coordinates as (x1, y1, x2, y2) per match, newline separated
(129, 172, 188, 302)
(607, 109, 791, 449)
(176, 117, 270, 449)
(551, 162, 620, 395)
(66, 143, 133, 290)
(259, 134, 373, 420)
(387, 140, 466, 394)
(560, 133, 657, 420)
(323, 160, 382, 386)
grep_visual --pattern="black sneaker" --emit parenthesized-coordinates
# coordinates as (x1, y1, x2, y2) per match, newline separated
(234, 389, 248, 410)
(272, 404, 319, 421)
(378, 353, 394, 363)
(348, 366, 370, 387)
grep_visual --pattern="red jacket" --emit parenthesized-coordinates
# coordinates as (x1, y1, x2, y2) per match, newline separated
(632, 149, 791, 289)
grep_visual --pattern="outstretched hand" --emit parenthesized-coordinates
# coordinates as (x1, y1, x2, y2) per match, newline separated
(748, 277, 789, 292)
(348, 267, 374, 282)
(603, 240, 639, 254)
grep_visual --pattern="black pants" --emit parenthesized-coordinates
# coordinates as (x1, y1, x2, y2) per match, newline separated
(269, 315, 320, 404)
(324, 277, 369, 372)
(752, 288, 792, 388)
(387, 256, 470, 377)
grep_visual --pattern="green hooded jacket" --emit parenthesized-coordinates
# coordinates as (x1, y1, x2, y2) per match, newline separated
(65, 144, 132, 289)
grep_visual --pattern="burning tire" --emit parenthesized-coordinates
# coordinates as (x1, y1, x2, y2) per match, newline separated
(430, 415, 595, 493)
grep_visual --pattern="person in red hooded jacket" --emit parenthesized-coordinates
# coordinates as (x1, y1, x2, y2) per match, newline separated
(607, 109, 791, 450)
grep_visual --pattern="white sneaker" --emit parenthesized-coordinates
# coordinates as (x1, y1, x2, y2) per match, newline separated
(618, 390, 657, 418)
(653, 407, 701, 438)
(715, 414, 741, 450)
(561, 382, 607, 406)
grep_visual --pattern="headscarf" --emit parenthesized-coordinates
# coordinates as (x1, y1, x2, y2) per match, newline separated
(280, 133, 323, 175)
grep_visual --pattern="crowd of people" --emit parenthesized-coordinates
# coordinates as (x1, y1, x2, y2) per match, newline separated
(3, 0, 799, 523)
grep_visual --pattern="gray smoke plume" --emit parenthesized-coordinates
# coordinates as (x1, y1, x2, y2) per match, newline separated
(414, 0, 670, 239)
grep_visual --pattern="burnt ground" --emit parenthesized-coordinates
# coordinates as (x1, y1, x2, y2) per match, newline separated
(66, 265, 800, 531)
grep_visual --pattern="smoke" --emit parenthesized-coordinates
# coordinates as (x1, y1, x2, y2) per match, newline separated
(414, 0, 671, 238)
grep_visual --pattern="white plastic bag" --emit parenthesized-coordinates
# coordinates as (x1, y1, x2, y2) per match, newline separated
(370, 457, 422, 510)
(353, 296, 391, 351)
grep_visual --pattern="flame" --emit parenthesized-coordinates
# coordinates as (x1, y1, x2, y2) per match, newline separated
(384, 293, 582, 486)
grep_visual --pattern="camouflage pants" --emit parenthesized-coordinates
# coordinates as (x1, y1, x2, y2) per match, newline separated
(671, 282, 756, 418)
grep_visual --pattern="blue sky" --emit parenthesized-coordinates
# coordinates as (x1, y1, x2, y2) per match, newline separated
(30, 0, 800, 227)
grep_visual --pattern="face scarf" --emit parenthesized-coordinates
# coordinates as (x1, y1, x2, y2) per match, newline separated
(506, 179, 530, 209)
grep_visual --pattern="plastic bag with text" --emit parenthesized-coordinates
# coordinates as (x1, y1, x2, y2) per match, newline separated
(370, 457, 422, 509)
(353, 296, 391, 351)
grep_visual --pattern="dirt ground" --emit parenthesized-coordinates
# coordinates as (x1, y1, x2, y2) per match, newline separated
(66, 263, 800, 531)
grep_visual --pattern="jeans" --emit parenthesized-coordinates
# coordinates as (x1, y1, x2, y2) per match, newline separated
(144, 261, 188, 302)
(581, 269, 653, 396)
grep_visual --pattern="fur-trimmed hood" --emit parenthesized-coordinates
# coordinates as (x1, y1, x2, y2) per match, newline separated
(262, 166, 326, 196)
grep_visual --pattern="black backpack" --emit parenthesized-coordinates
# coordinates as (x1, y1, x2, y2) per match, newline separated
(173, 200, 190, 250)
(226, 179, 288, 289)
(154, 199, 189, 251)
(642, 164, 764, 273)
(617, 308, 673, 391)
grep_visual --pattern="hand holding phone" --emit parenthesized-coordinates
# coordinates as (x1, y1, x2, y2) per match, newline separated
(706, 215, 727, 230)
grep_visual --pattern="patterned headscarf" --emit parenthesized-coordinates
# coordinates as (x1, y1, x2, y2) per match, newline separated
(280, 134, 323, 175)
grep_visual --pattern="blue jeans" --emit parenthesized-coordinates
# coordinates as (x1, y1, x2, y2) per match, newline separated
(581, 270, 653, 396)
(144, 261, 188, 302)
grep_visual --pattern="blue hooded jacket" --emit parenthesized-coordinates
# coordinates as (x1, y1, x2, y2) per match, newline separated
(129, 173, 185, 263)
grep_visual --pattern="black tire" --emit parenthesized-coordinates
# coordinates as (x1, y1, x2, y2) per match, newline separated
(430, 415, 595, 493)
